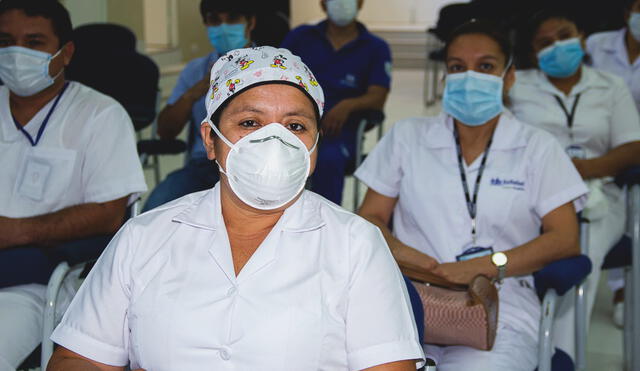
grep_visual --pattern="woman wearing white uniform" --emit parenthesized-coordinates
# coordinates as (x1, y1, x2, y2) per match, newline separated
(586, 0, 640, 325)
(508, 8, 640, 357)
(355, 21, 587, 371)
(46, 47, 425, 371)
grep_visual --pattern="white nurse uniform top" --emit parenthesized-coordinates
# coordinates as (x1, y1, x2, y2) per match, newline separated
(51, 184, 425, 371)
(509, 66, 640, 358)
(587, 29, 640, 112)
(0, 81, 147, 369)
(0, 81, 147, 218)
(355, 111, 587, 343)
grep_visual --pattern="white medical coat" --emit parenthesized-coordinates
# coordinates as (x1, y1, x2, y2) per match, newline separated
(51, 185, 425, 370)
(587, 29, 640, 112)
(355, 112, 588, 341)
(0, 82, 147, 218)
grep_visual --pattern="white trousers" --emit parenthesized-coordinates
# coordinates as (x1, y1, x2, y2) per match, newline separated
(423, 324, 538, 371)
(552, 183, 626, 359)
(0, 284, 46, 371)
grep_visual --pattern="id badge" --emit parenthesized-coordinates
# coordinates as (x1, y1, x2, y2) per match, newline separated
(566, 145, 586, 159)
(18, 157, 52, 202)
(456, 246, 494, 262)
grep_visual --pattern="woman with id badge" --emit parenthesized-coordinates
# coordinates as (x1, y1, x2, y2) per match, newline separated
(509, 7, 640, 354)
(356, 20, 588, 370)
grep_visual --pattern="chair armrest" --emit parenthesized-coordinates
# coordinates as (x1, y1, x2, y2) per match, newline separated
(602, 235, 631, 270)
(349, 110, 385, 132)
(533, 255, 592, 300)
(615, 165, 640, 187)
(137, 139, 187, 156)
(403, 275, 425, 343)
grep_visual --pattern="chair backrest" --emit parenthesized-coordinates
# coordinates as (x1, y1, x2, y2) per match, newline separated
(66, 23, 160, 132)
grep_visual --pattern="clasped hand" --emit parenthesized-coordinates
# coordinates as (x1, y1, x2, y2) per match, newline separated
(393, 243, 483, 285)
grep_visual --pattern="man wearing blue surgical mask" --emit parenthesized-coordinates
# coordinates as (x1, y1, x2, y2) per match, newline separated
(281, 0, 392, 205)
(0, 0, 146, 367)
(145, 1, 256, 212)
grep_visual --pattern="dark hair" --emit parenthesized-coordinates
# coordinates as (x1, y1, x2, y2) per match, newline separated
(0, 0, 72, 48)
(209, 81, 321, 138)
(515, 7, 580, 69)
(624, 0, 640, 11)
(199, 0, 258, 23)
(444, 19, 513, 67)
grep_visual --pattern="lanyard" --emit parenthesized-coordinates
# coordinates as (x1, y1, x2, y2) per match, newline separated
(454, 124, 495, 244)
(553, 93, 582, 140)
(12, 82, 70, 147)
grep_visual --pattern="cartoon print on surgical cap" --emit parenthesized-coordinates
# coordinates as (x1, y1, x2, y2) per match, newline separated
(295, 76, 309, 91)
(210, 78, 221, 100)
(303, 66, 319, 87)
(271, 54, 288, 70)
(206, 46, 326, 119)
(236, 56, 254, 70)
(226, 79, 241, 95)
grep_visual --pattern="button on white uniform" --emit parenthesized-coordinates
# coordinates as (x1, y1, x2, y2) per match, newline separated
(219, 346, 231, 360)
(227, 286, 237, 297)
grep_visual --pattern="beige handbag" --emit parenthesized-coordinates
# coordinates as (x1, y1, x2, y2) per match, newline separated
(402, 266, 499, 351)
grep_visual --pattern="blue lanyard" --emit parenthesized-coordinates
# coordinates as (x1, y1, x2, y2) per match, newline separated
(12, 82, 70, 147)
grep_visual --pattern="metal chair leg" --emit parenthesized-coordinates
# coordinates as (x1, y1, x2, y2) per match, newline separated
(353, 119, 367, 212)
(41, 262, 71, 370)
(575, 217, 590, 371)
(539, 289, 558, 371)
(629, 184, 640, 371)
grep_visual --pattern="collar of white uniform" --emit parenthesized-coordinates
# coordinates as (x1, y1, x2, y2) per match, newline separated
(523, 66, 609, 96)
(426, 110, 527, 151)
(172, 183, 325, 233)
(598, 28, 627, 54)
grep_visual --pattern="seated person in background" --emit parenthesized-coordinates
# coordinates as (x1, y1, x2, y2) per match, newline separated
(48, 46, 425, 371)
(0, 0, 146, 368)
(586, 0, 640, 326)
(356, 20, 587, 370)
(281, 0, 392, 205)
(509, 8, 640, 358)
(143, 0, 256, 212)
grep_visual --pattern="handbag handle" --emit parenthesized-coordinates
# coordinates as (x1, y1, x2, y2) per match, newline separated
(400, 262, 468, 291)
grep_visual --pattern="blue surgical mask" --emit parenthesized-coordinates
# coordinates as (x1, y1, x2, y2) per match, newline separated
(537, 38, 584, 78)
(629, 13, 640, 42)
(442, 70, 505, 127)
(207, 23, 248, 55)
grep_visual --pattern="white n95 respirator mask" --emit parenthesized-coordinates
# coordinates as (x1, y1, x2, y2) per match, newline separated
(208, 122, 318, 210)
(0, 46, 63, 97)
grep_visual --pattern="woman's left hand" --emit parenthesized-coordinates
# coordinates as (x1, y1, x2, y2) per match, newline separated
(430, 260, 489, 285)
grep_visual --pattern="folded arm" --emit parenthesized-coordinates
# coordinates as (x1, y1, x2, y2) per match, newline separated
(0, 196, 128, 249)
(573, 141, 640, 179)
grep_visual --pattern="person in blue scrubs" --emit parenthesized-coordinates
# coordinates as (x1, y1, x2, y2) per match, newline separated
(281, 0, 392, 205)
(143, 1, 256, 211)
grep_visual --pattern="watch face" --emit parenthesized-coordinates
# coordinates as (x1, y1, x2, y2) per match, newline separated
(492, 252, 507, 266)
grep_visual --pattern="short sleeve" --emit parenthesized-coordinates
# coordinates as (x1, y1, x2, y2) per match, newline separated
(368, 40, 392, 89)
(529, 135, 588, 217)
(51, 222, 135, 366)
(346, 220, 425, 370)
(167, 64, 196, 106)
(355, 121, 405, 198)
(609, 81, 640, 148)
(81, 104, 147, 204)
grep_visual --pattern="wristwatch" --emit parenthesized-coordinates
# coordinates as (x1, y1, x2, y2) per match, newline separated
(491, 252, 508, 284)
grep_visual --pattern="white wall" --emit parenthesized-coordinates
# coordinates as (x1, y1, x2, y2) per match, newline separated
(60, 0, 107, 26)
(290, 0, 470, 29)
